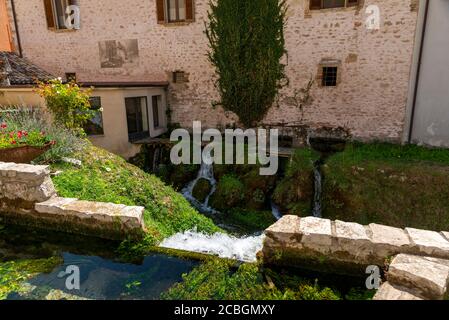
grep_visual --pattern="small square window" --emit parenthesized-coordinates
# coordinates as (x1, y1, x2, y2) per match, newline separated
(322, 67, 338, 87)
(173, 71, 187, 83)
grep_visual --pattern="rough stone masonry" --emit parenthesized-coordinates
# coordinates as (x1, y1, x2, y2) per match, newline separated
(6, 0, 419, 141)
(0, 161, 145, 240)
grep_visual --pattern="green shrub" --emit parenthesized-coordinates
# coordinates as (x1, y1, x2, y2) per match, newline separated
(209, 174, 245, 210)
(36, 79, 96, 133)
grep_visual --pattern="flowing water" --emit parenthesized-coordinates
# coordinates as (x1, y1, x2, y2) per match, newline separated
(181, 155, 218, 214)
(160, 230, 265, 262)
(270, 201, 283, 220)
(312, 160, 323, 218)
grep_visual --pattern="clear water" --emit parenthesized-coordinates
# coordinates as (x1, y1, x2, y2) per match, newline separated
(0, 225, 198, 300)
(312, 160, 323, 218)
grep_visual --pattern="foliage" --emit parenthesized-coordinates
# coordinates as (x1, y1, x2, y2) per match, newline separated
(36, 78, 96, 133)
(224, 208, 276, 233)
(0, 256, 62, 300)
(0, 107, 87, 163)
(205, 0, 288, 127)
(161, 259, 341, 300)
(51, 145, 221, 254)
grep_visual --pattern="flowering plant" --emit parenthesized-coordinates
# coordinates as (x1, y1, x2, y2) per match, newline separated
(36, 78, 96, 135)
(0, 123, 56, 149)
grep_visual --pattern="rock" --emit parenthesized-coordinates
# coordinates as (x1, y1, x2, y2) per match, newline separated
(298, 217, 333, 253)
(35, 197, 145, 240)
(61, 157, 82, 167)
(406, 228, 449, 259)
(265, 215, 300, 243)
(373, 282, 423, 300)
(334, 220, 373, 263)
(441, 231, 449, 242)
(368, 223, 411, 258)
(387, 254, 449, 300)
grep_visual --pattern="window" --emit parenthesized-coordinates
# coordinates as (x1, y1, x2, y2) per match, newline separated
(156, 0, 195, 24)
(152, 96, 162, 129)
(173, 71, 187, 83)
(125, 97, 149, 141)
(310, 0, 359, 10)
(65, 72, 76, 82)
(322, 67, 338, 87)
(84, 97, 104, 136)
(43, 0, 79, 30)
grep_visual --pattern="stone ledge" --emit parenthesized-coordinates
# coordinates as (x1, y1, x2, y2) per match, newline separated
(263, 216, 449, 272)
(34, 197, 145, 239)
(373, 282, 423, 300)
(387, 254, 449, 300)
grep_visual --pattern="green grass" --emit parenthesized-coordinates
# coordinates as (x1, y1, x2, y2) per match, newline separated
(322, 143, 449, 231)
(51, 145, 221, 252)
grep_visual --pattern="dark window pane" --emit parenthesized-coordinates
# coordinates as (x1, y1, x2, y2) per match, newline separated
(125, 97, 149, 141)
(322, 67, 338, 86)
(152, 96, 160, 128)
(84, 97, 104, 136)
(323, 0, 345, 8)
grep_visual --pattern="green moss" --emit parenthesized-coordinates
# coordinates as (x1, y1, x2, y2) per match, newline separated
(161, 259, 341, 300)
(51, 145, 221, 251)
(209, 174, 245, 210)
(272, 148, 318, 215)
(0, 256, 63, 300)
(225, 209, 276, 233)
(192, 178, 212, 203)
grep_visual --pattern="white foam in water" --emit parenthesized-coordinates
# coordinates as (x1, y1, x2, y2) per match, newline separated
(159, 230, 265, 262)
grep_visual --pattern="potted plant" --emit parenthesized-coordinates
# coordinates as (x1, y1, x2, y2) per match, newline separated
(0, 123, 56, 163)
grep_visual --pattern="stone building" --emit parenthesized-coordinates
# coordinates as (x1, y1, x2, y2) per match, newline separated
(2, 0, 446, 155)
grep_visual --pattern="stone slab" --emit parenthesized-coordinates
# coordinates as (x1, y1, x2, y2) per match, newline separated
(334, 220, 373, 263)
(369, 223, 411, 258)
(388, 254, 449, 300)
(298, 217, 333, 251)
(35, 197, 145, 235)
(406, 228, 449, 259)
(373, 282, 423, 300)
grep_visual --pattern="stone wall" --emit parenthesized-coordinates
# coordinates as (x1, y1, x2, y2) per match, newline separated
(7, 0, 419, 142)
(263, 215, 449, 273)
(0, 162, 145, 240)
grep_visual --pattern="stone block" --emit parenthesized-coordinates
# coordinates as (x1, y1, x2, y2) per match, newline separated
(334, 220, 374, 263)
(406, 228, 449, 259)
(265, 215, 300, 244)
(388, 254, 449, 300)
(368, 223, 411, 258)
(298, 217, 333, 253)
(373, 282, 423, 300)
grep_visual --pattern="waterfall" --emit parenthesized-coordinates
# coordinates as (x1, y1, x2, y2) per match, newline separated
(159, 230, 265, 262)
(182, 154, 218, 214)
(152, 147, 162, 173)
(312, 160, 323, 218)
(270, 201, 283, 220)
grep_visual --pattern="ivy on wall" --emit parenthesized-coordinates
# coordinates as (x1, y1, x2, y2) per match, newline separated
(205, 0, 288, 127)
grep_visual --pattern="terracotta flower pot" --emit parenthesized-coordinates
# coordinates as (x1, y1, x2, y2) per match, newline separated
(0, 143, 52, 164)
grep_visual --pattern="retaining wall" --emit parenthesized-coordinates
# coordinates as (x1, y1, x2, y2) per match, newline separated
(0, 162, 145, 240)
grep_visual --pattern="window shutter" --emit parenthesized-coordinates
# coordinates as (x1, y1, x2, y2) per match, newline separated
(156, 0, 165, 24)
(310, 0, 322, 10)
(186, 0, 195, 22)
(43, 0, 55, 29)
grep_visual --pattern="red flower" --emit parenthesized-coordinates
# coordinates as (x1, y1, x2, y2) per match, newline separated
(0, 123, 6, 129)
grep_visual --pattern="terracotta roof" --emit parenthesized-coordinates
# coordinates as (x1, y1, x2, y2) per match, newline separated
(0, 51, 54, 86)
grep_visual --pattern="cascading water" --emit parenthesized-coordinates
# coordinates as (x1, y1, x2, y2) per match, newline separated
(182, 154, 218, 214)
(312, 160, 323, 218)
(152, 147, 162, 173)
(160, 230, 265, 262)
(270, 201, 283, 220)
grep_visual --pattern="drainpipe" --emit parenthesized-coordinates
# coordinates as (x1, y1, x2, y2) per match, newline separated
(407, 0, 430, 143)
(10, 0, 23, 57)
